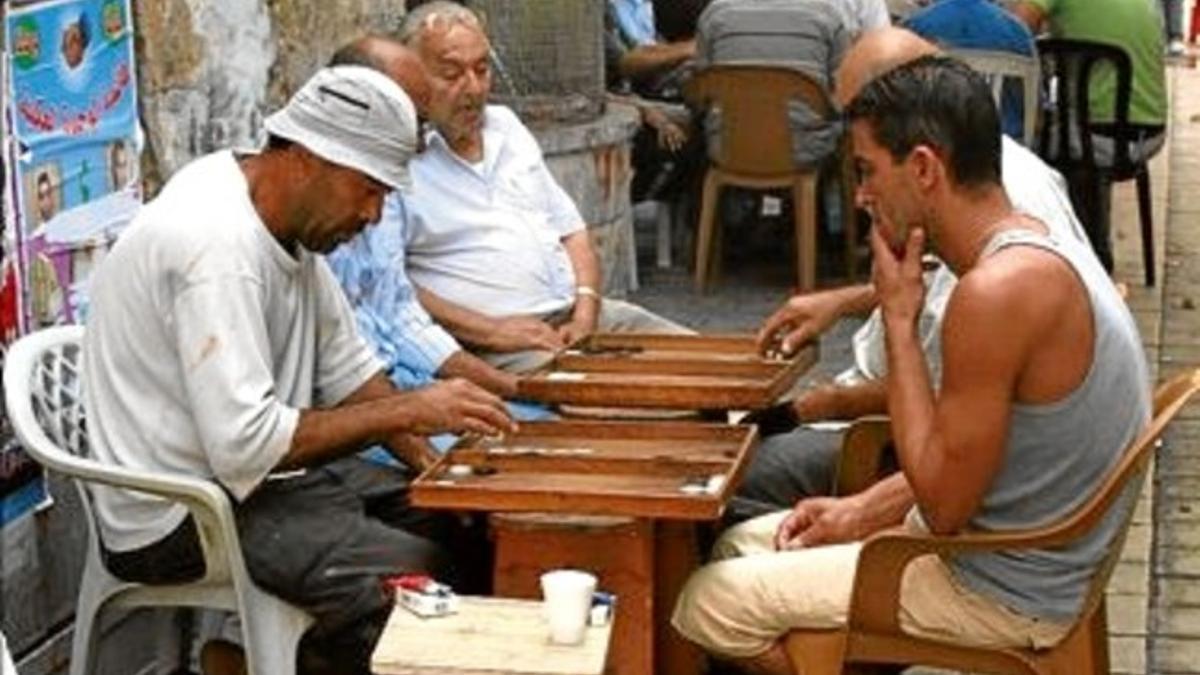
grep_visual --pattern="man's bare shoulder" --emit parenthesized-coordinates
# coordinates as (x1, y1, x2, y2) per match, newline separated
(946, 231, 1082, 355)
(957, 236, 1076, 310)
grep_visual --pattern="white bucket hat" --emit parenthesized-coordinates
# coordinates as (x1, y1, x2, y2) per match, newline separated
(264, 65, 418, 190)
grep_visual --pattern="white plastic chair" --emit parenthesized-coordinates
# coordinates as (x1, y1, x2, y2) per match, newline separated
(1, 628, 18, 675)
(949, 47, 1041, 147)
(2, 326, 312, 675)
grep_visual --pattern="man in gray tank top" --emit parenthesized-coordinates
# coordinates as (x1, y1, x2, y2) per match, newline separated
(671, 53, 1150, 675)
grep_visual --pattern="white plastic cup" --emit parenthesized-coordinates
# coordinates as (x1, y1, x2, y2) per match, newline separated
(540, 569, 597, 645)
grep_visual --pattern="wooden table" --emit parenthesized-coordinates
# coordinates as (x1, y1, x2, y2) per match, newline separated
(371, 596, 612, 675)
(411, 421, 760, 675)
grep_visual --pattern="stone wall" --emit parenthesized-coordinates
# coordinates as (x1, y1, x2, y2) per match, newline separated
(133, 0, 405, 192)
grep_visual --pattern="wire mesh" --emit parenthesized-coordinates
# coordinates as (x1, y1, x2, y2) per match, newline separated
(469, 0, 605, 126)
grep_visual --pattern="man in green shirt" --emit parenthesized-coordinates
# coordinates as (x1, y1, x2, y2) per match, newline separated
(1010, 0, 1167, 272)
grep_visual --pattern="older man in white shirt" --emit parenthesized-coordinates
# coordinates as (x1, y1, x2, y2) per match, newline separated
(394, 2, 687, 374)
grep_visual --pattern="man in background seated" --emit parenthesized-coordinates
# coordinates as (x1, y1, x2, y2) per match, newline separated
(1010, 0, 1168, 272)
(695, 0, 851, 172)
(731, 27, 1092, 531)
(692, 0, 853, 238)
(607, 0, 697, 102)
(675, 53, 1149, 675)
(904, 0, 1036, 142)
(394, 2, 687, 375)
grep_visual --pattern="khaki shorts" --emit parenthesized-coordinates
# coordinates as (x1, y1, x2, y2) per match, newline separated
(671, 510, 1071, 659)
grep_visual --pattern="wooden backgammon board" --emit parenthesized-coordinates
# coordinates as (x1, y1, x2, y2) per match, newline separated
(515, 333, 818, 410)
(410, 420, 758, 520)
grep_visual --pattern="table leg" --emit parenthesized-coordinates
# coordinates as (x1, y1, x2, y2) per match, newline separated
(653, 521, 705, 675)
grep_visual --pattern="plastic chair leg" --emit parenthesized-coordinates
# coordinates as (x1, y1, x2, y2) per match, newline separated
(1135, 168, 1155, 286)
(69, 557, 114, 675)
(841, 166, 859, 281)
(694, 171, 722, 293)
(239, 588, 312, 675)
(655, 201, 673, 269)
(792, 175, 819, 292)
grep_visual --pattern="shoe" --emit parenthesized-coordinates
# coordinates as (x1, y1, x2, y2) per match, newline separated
(1168, 39, 1187, 57)
(200, 639, 247, 675)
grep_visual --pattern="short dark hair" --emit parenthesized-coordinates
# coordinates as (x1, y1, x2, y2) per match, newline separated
(845, 55, 1001, 188)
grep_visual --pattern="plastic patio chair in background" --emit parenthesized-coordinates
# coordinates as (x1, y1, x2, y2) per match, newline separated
(683, 63, 858, 293)
(1035, 38, 1164, 286)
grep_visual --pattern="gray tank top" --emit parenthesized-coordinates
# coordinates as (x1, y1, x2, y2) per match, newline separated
(945, 227, 1151, 621)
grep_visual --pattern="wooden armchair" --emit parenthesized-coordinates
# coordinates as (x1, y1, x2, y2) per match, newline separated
(786, 368, 1200, 674)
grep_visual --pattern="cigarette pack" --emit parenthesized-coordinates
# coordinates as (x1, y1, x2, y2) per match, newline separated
(387, 574, 460, 618)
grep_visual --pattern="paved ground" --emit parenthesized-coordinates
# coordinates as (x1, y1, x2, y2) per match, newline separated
(625, 57, 1200, 675)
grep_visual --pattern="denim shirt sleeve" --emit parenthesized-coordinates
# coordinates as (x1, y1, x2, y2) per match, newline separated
(325, 193, 461, 390)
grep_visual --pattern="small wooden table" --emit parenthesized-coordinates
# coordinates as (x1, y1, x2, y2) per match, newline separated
(371, 596, 612, 675)
(411, 421, 760, 675)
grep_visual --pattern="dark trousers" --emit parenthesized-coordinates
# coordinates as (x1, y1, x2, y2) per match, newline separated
(103, 457, 490, 675)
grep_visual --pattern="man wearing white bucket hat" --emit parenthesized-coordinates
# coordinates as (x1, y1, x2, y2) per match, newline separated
(83, 62, 513, 674)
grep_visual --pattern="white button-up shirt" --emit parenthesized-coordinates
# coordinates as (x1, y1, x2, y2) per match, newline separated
(401, 106, 586, 317)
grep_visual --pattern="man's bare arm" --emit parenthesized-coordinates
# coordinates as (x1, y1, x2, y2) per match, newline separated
(757, 283, 879, 355)
(437, 350, 519, 398)
(875, 230, 1035, 535)
(558, 229, 602, 344)
(415, 286, 562, 353)
(279, 373, 513, 471)
(794, 379, 889, 422)
(619, 39, 696, 81)
(775, 473, 915, 549)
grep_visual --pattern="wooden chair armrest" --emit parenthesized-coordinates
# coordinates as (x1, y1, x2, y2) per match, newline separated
(834, 416, 893, 496)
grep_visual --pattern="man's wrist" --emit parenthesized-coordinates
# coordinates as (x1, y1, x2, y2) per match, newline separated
(794, 386, 836, 422)
(573, 286, 601, 323)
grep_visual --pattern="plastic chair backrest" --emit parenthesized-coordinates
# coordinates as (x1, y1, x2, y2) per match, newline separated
(3, 326, 312, 675)
(3, 325, 236, 582)
(948, 47, 1040, 146)
(684, 63, 837, 177)
(1035, 38, 1137, 173)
